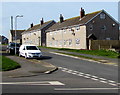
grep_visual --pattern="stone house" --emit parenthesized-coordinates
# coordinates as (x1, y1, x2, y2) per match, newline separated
(22, 19, 55, 46)
(46, 8, 119, 49)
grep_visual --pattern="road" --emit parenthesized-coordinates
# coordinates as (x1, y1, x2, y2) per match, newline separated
(2, 48, 119, 94)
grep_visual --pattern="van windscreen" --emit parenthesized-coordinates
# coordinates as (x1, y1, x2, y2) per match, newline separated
(26, 46, 38, 50)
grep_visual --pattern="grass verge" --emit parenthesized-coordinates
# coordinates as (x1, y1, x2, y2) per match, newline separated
(39, 46, 119, 58)
(58, 48, 119, 58)
(56, 52, 100, 61)
(0, 55, 21, 71)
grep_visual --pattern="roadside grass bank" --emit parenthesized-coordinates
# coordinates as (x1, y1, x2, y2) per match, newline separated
(54, 52, 118, 65)
(55, 51, 101, 61)
(39, 46, 119, 58)
(0, 55, 21, 71)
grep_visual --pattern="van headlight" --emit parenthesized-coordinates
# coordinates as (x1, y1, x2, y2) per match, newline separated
(28, 53, 32, 55)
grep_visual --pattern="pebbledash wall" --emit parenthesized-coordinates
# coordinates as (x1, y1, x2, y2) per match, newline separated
(46, 8, 119, 50)
(22, 30, 41, 46)
(47, 25, 87, 49)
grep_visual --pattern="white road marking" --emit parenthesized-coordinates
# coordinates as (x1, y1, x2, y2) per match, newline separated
(54, 87, 120, 91)
(85, 74, 91, 76)
(58, 66, 119, 87)
(84, 76, 91, 79)
(91, 76, 98, 78)
(99, 78, 107, 80)
(79, 72, 84, 75)
(91, 78, 99, 81)
(100, 80, 108, 84)
(1, 81, 65, 86)
(108, 80, 116, 83)
(108, 83, 117, 86)
(78, 74, 83, 76)
(71, 72, 77, 75)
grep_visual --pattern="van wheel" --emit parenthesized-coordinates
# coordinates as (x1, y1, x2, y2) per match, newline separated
(25, 53, 28, 59)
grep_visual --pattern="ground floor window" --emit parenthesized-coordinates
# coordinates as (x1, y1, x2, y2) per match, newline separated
(76, 38, 80, 45)
(69, 39, 72, 46)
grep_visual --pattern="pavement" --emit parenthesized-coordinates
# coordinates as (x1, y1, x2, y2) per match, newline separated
(2, 52, 58, 78)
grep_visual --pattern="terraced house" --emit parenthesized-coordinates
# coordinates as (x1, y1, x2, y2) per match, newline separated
(46, 8, 119, 50)
(22, 19, 55, 46)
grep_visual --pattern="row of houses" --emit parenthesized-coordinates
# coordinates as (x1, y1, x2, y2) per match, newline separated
(0, 35, 8, 44)
(9, 8, 119, 50)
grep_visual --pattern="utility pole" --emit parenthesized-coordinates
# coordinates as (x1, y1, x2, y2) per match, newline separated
(11, 16, 13, 30)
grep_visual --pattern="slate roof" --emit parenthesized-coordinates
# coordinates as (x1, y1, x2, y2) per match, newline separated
(23, 20, 55, 34)
(11, 30, 25, 36)
(10, 30, 25, 39)
(47, 10, 102, 31)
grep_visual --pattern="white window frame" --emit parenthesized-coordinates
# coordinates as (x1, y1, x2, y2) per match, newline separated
(100, 13, 106, 19)
(76, 38, 80, 45)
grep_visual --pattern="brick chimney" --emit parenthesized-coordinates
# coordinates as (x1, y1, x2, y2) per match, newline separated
(41, 18, 44, 25)
(80, 7, 85, 19)
(60, 14, 64, 23)
(31, 23, 33, 28)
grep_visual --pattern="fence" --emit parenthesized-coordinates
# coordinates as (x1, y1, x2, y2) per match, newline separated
(90, 40, 120, 50)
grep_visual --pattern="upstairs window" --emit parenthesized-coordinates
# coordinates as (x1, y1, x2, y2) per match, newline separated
(100, 13, 105, 19)
(89, 24, 93, 30)
(75, 27, 80, 31)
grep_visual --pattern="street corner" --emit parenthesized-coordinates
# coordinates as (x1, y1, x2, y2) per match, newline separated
(44, 67, 58, 74)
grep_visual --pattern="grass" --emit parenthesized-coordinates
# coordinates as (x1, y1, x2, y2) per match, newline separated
(56, 51, 100, 61)
(58, 48, 119, 58)
(0, 55, 21, 71)
(39, 46, 119, 58)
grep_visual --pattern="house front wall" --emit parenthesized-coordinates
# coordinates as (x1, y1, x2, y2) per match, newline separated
(86, 11, 119, 40)
(22, 30, 41, 46)
(47, 25, 87, 49)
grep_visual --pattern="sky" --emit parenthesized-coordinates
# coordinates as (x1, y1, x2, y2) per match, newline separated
(1, 0, 119, 38)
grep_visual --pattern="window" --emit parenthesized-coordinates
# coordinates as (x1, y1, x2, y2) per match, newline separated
(69, 39, 72, 45)
(54, 32, 57, 35)
(59, 30, 62, 34)
(64, 30, 66, 33)
(76, 38, 80, 45)
(64, 40, 66, 46)
(68, 29, 72, 33)
(101, 25, 106, 30)
(75, 27, 80, 31)
(59, 40, 62, 46)
(50, 32, 53, 35)
(106, 38, 110, 40)
(26, 46, 38, 50)
(100, 13, 105, 19)
(89, 24, 93, 30)
(49, 42, 52, 46)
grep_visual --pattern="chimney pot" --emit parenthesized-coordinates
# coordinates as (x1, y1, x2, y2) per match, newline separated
(60, 14, 64, 23)
(80, 7, 85, 19)
(31, 23, 33, 28)
(41, 18, 44, 25)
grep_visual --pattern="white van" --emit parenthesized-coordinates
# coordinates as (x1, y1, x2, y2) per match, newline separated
(19, 44, 42, 59)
